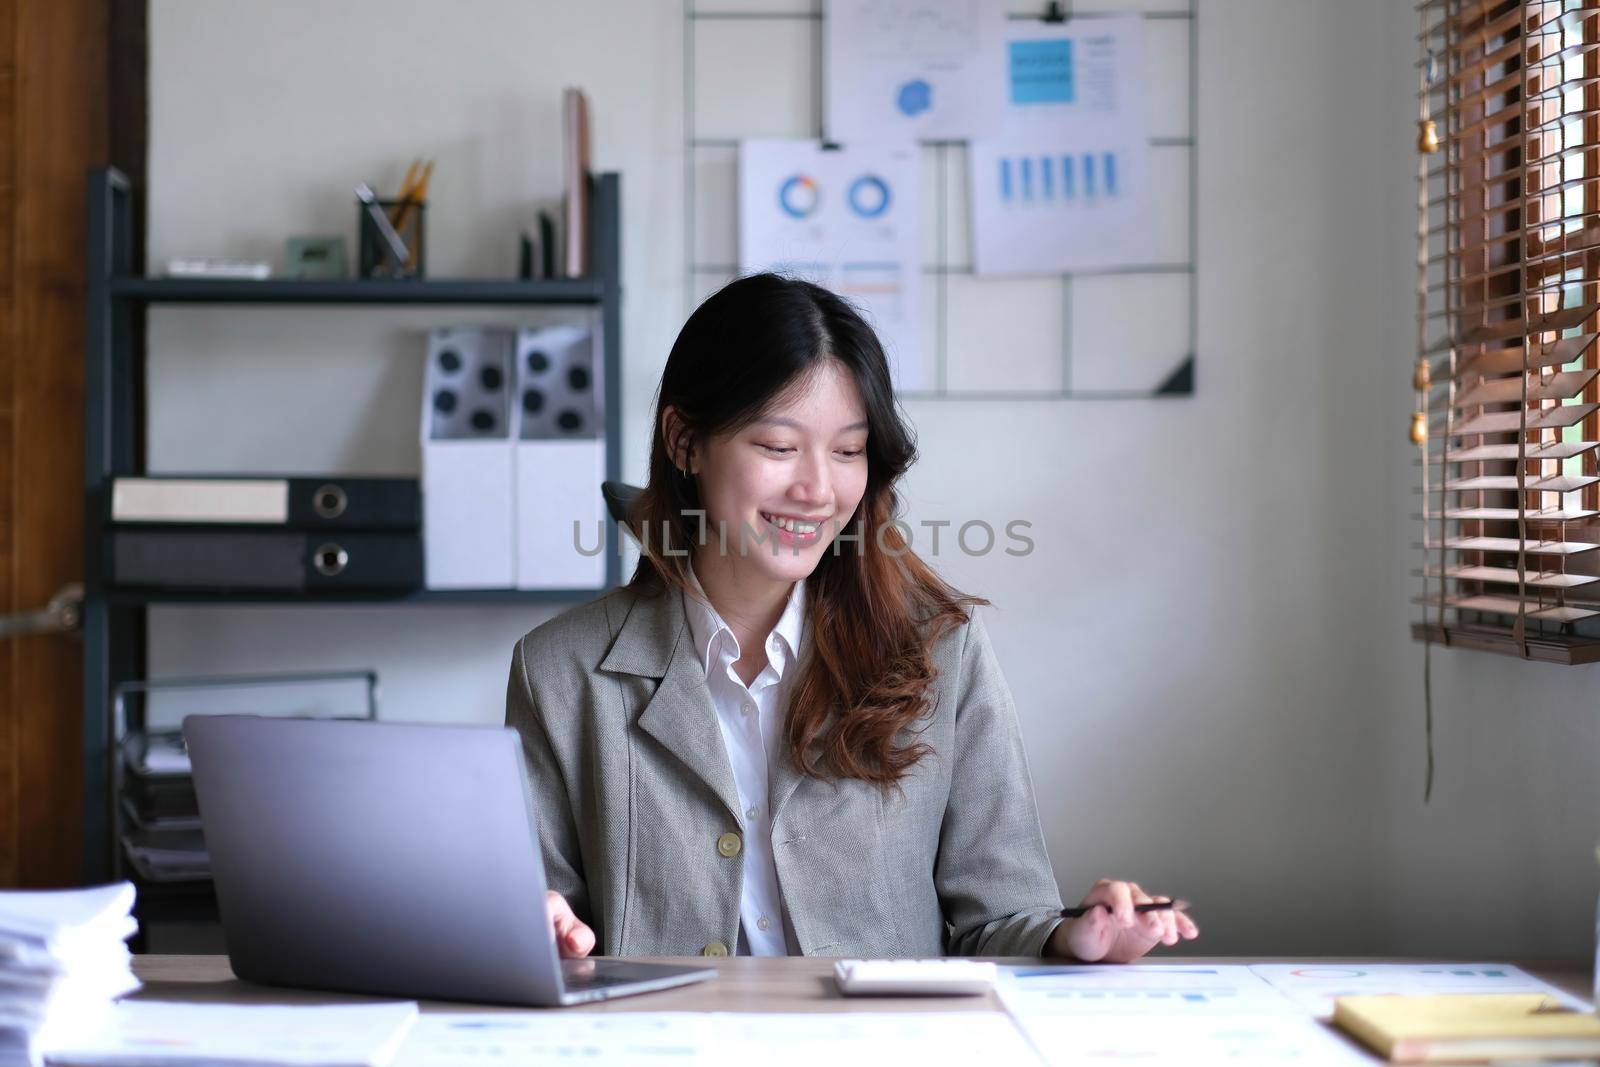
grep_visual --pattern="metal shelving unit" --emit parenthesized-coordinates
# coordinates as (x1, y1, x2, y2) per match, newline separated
(107, 276, 608, 305)
(80, 166, 625, 886)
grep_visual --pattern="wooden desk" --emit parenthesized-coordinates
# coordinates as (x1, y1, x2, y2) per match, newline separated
(131, 955, 1591, 1015)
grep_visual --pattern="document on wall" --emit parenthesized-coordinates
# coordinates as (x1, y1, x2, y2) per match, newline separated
(970, 13, 1155, 275)
(823, 0, 1004, 143)
(392, 1012, 1038, 1066)
(1249, 962, 1591, 1019)
(739, 139, 924, 392)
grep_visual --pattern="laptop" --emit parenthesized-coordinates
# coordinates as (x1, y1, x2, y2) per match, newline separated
(182, 715, 714, 1006)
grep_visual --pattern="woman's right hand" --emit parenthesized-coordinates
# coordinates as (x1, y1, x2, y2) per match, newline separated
(546, 890, 596, 958)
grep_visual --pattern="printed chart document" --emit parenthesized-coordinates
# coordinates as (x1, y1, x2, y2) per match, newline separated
(713, 1013, 1037, 1065)
(739, 139, 924, 392)
(970, 13, 1154, 275)
(996, 966, 1367, 1066)
(824, 0, 1004, 143)
(996, 962, 1584, 1065)
(392, 1014, 711, 1067)
(1249, 962, 1590, 1018)
(1016, 1013, 1374, 1066)
(49, 1001, 420, 1067)
(996, 963, 1302, 1017)
(393, 1012, 1037, 1067)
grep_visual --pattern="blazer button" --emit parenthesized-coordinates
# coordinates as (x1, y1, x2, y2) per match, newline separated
(702, 939, 729, 957)
(716, 832, 742, 858)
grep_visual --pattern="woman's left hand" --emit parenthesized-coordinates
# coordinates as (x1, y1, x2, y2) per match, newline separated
(1047, 879, 1200, 963)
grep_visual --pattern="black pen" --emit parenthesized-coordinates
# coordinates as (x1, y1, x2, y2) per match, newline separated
(1061, 900, 1189, 919)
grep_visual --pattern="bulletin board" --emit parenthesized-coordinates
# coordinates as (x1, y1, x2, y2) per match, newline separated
(684, 1, 1199, 400)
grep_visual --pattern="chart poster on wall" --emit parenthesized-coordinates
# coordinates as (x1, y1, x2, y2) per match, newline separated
(739, 140, 923, 391)
(823, 0, 1005, 144)
(970, 13, 1154, 275)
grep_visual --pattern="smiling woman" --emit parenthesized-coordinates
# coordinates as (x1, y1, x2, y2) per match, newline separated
(634, 273, 973, 786)
(505, 273, 1199, 961)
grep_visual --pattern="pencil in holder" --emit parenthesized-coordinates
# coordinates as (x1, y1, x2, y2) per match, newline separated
(357, 198, 426, 279)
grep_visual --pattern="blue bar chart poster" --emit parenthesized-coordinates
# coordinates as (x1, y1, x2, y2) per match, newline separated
(739, 140, 923, 392)
(970, 14, 1154, 275)
(824, 0, 1005, 144)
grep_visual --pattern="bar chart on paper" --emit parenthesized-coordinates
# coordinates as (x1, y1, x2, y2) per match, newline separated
(998, 965, 1301, 1016)
(390, 1011, 1038, 1066)
(1019, 1015, 1375, 1066)
(995, 966, 1371, 1066)
(995, 152, 1126, 205)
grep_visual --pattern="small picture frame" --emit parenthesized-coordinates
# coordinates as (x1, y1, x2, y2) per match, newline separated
(285, 236, 348, 280)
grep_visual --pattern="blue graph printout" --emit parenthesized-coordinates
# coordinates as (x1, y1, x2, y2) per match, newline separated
(971, 13, 1154, 275)
(824, 0, 1005, 143)
(1009, 38, 1073, 104)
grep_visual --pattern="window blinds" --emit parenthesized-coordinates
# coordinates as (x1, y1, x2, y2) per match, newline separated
(1415, 0, 1600, 663)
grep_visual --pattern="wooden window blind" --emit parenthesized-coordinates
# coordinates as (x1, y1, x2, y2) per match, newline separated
(1414, 0, 1600, 664)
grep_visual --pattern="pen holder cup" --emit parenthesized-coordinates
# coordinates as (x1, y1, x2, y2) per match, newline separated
(357, 198, 426, 280)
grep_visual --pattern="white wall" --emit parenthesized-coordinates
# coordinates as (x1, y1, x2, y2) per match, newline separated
(145, 0, 1594, 957)
(146, 0, 690, 731)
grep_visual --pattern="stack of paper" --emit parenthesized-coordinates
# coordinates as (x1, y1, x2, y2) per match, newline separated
(0, 883, 139, 1067)
(123, 732, 190, 777)
(119, 732, 207, 884)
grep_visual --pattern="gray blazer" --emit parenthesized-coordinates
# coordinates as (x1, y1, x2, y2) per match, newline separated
(504, 584, 1065, 958)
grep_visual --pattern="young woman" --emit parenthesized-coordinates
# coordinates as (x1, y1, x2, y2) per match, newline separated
(506, 273, 1199, 961)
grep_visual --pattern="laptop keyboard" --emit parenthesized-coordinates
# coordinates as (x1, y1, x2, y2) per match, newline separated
(560, 960, 650, 992)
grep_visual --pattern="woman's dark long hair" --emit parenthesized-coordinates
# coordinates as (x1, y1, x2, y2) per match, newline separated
(629, 272, 983, 785)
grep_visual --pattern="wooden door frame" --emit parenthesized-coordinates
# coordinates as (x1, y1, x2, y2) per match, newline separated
(0, 0, 144, 887)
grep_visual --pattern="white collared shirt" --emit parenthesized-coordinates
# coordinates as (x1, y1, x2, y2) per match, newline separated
(682, 571, 804, 957)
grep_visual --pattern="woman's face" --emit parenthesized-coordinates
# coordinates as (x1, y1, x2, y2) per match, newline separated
(688, 360, 871, 588)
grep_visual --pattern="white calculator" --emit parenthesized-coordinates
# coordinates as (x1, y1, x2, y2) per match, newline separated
(832, 959, 998, 996)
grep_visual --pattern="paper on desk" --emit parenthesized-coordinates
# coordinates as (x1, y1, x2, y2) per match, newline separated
(393, 1012, 1038, 1067)
(716, 1013, 1038, 1065)
(391, 1013, 711, 1067)
(1012, 1013, 1373, 1067)
(0, 885, 137, 951)
(45, 1001, 419, 1067)
(996, 963, 1301, 1016)
(1, 883, 139, 1067)
(1248, 961, 1590, 1018)
(994, 968, 1374, 1066)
